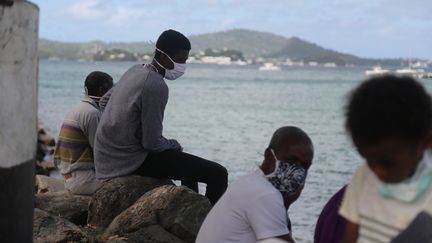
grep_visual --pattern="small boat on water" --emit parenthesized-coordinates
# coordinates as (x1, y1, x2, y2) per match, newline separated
(365, 66, 390, 77)
(259, 63, 281, 71)
(395, 67, 427, 79)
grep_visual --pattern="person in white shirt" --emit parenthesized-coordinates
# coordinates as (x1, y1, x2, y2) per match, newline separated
(196, 126, 314, 243)
(340, 75, 432, 243)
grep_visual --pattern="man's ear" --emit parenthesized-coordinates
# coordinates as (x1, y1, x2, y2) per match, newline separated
(160, 52, 174, 69)
(262, 148, 276, 175)
(264, 148, 274, 163)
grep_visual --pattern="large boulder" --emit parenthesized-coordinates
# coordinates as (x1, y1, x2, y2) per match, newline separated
(105, 185, 212, 243)
(35, 175, 65, 194)
(87, 175, 173, 228)
(104, 225, 185, 243)
(35, 191, 91, 225)
(33, 208, 89, 243)
(126, 225, 186, 243)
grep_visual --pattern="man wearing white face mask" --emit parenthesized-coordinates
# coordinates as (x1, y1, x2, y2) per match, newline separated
(54, 71, 113, 195)
(196, 126, 314, 243)
(94, 29, 228, 205)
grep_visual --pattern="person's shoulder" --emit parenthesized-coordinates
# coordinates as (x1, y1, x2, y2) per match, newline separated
(237, 171, 282, 200)
(73, 99, 100, 121)
(352, 163, 376, 183)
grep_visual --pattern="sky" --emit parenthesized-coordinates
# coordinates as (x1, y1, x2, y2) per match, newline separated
(33, 0, 432, 59)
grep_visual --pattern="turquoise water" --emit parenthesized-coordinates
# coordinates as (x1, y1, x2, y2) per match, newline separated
(37, 60, 432, 242)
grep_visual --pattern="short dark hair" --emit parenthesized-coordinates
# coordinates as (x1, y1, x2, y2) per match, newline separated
(269, 126, 312, 153)
(84, 71, 113, 96)
(155, 29, 191, 58)
(346, 75, 432, 144)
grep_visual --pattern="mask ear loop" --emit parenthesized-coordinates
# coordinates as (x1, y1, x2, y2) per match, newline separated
(84, 86, 102, 100)
(265, 149, 280, 177)
(270, 149, 278, 161)
(156, 48, 175, 64)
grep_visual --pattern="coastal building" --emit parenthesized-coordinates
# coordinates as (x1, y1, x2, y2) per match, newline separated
(201, 56, 232, 65)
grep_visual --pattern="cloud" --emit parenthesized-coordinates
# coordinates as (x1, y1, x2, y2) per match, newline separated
(66, 0, 106, 21)
(106, 7, 146, 26)
(65, 0, 146, 26)
(34, 0, 432, 58)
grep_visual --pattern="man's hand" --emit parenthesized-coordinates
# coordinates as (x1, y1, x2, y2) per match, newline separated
(169, 139, 183, 151)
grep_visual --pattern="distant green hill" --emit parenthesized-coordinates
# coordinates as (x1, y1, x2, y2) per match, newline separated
(189, 29, 288, 57)
(38, 28, 406, 66)
(38, 39, 154, 60)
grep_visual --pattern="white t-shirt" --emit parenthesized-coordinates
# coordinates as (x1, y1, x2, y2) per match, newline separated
(339, 162, 432, 243)
(196, 169, 290, 243)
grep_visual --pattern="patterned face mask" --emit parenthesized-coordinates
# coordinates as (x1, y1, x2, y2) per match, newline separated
(266, 149, 308, 198)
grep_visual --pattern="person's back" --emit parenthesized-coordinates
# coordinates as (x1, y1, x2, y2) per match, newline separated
(196, 170, 286, 242)
(54, 71, 113, 195)
(94, 64, 174, 179)
(340, 75, 432, 243)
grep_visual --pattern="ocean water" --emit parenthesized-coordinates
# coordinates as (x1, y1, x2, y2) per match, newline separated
(37, 60, 431, 242)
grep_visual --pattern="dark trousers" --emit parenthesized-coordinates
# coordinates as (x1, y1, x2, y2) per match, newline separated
(133, 150, 228, 205)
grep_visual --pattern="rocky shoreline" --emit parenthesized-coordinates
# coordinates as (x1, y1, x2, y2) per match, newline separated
(34, 175, 212, 243)
(34, 128, 212, 243)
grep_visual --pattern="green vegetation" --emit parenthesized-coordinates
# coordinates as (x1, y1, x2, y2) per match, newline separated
(93, 49, 138, 62)
(38, 28, 409, 66)
(203, 48, 244, 61)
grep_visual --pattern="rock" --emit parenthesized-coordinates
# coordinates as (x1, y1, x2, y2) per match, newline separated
(103, 226, 185, 243)
(35, 175, 64, 193)
(36, 127, 56, 175)
(36, 160, 56, 171)
(87, 175, 173, 228)
(35, 191, 91, 225)
(33, 208, 89, 243)
(38, 127, 56, 146)
(158, 189, 212, 243)
(124, 225, 186, 243)
(105, 185, 212, 243)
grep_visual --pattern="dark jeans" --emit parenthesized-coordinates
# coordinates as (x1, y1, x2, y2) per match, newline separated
(133, 149, 228, 205)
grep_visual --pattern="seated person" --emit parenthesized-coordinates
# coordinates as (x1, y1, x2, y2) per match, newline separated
(54, 71, 113, 195)
(196, 126, 314, 243)
(340, 75, 432, 242)
(93, 29, 228, 205)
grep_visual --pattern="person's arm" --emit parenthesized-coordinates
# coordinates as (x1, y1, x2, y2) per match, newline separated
(248, 191, 292, 241)
(277, 234, 295, 242)
(342, 221, 359, 243)
(140, 81, 181, 152)
(258, 235, 294, 243)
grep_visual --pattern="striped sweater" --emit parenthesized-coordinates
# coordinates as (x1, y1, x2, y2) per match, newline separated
(54, 97, 100, 174)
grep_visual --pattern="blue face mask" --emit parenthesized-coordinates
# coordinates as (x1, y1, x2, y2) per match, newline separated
(379, 150, 432, 202)
(266, 149, 308, 198)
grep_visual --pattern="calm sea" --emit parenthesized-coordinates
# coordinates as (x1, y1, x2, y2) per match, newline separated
(38, 60, 432, 242)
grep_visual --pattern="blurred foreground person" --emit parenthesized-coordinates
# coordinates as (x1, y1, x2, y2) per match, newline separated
(340, 75, 432, 243)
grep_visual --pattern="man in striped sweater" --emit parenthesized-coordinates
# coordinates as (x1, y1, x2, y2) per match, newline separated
(54, 71, 113, 195)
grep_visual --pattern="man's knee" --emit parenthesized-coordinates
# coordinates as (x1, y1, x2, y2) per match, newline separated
(211, 163, 228, 184)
